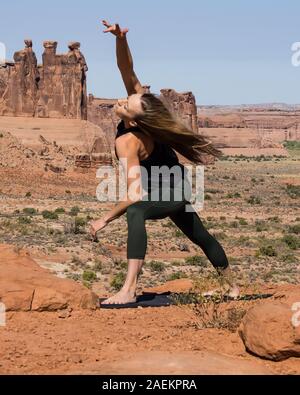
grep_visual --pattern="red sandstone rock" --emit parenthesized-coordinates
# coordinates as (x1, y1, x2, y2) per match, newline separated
(0, 40, 39, 117)
(239, 286, 300, 361)
(0, 244, 99, 312)
(0, 39, 88, 120)
(160, 89, 198, 133)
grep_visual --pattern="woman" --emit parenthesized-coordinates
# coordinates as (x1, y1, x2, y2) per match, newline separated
(89, 20, 240, 305)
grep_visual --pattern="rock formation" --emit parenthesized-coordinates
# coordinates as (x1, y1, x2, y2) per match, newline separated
(160, 89, 198, 133)
(0, 39, 40, 117)
(87, 88, 200, 155)
(0, 40, 88, 120)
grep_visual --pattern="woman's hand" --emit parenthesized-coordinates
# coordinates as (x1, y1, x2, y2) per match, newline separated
(88, 218, 109, 241)
(102, 19, 129, 39)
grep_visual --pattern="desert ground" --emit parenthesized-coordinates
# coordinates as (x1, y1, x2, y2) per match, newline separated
(0, 117, 299, 375)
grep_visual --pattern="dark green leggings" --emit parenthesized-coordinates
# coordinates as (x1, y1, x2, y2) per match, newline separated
(126, 184, 229, 269)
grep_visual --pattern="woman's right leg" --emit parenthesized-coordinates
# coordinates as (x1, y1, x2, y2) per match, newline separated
(102, 194, 187, 305)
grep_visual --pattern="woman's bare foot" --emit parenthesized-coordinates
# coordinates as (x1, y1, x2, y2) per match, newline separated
(101, 288, 137, 305)
(202, 284, 240, 299)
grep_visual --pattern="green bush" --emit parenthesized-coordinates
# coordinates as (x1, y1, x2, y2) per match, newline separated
(185, 255, 208, 267)
(282, 235, 299, 250)
(93, 260, 103, 272)
(23, 208, 37, 215)
(247, 196, 261, 205)
(288, 224, 300, 235)
(174, 229, 184, 237)
(149, 261, 165, 272)
(82, 270, 97, 282)
(283, 141, 300, 150)
(42, 210, 58, 220)
(259, 245, 277, 257)
(110, 272, 126, 291)
(55, 208, 65, 214)
(18, 217, 32, 224)
(69, 206, 80, 216)
(286, 184, 300, 199)
(167, 271, 188, 281)
(74, 217, 87, 234)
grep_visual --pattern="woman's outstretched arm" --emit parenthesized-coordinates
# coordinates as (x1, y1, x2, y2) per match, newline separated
(102, 20, 146, 95)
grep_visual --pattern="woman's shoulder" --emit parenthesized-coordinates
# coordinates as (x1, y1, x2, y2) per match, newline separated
(116, 119, 143, 140)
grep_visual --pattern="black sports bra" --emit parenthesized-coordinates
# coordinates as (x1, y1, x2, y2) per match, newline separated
(114, 120, 181, 168)
(115, 120, 186, 191)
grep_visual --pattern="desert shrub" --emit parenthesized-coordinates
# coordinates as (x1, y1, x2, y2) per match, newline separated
(283, 141, 300, 150)
(185, 255, 208, 267)
(42, 210, 58, 220)
(174, 229, 184, 237)
(285, 184, 300, 199)
(23, 208, 37, 215)
(69, 206, 80, 216)
(115, 260, 128, 270)
(82, 270, 97, 282)
(18, 217, 32, 225)
(246, 196, 261, 205)
(25, 192, 31, 198)
(268, 216, 281, 223)
(167, 271, 188, 281)
(71, 255, 84, 267)
(149, 261, 165, 272)
(259, 245, 277, 257)
(287, 224, 300, 235)
(55, 208, 65, 214)
(93, 259, 103, 272)
(282, 235, 299, 250)
(110, 272, 126, 291)
(74, 217, 87, 234)
(255, 220, 268, 232)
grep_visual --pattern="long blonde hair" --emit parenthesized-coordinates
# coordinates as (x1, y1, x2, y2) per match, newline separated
(135, 93, 223, 164)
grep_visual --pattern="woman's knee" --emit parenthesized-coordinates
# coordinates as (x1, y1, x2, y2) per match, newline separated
(126, 203, 145, 222)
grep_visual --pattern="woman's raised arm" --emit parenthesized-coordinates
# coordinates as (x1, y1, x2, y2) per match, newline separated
(102, 20, 146, 95)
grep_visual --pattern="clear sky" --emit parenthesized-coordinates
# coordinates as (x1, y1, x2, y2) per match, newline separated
(0, 0, 298, 105)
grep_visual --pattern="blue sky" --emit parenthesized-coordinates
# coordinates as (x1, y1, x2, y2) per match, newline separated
(0, 0, 298, 104)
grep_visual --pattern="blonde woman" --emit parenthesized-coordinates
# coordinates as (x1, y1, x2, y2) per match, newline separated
(90, 20, 239, 305)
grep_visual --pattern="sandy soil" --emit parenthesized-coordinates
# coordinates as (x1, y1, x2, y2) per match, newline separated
(0, 123, 299, 375)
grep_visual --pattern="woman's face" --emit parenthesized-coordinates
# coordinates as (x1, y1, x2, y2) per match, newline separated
(114, 93, 144, 120)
